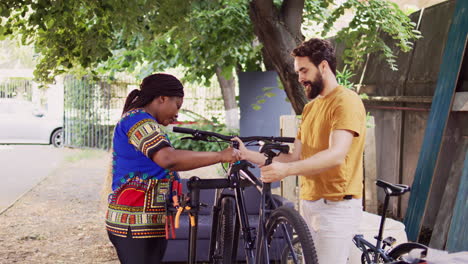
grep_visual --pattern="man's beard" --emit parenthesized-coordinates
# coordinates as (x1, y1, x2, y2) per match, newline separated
(303, 73, 324, 100)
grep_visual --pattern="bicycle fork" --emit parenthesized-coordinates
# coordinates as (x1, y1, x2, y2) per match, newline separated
(234, 177, 256, 263)
(255, 183, 299, 264)
(255, 182, 270, 264)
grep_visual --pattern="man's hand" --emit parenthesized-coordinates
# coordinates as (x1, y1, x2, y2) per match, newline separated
(260, 161, 290, 183)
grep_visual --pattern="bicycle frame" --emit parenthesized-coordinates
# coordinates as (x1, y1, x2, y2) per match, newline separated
(170, 126, 299, 264)
(352, 180, 413, 264)
(182, 159, 298, 264)
(353, 234, 392, 263)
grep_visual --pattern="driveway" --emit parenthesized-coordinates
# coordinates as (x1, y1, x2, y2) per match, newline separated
(0, 145, 72, 213)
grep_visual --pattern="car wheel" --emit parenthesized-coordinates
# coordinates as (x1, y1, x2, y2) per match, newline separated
(51, 128, 63, 148)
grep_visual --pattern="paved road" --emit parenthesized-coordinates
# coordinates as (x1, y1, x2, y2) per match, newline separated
(0, 145, 72, 212)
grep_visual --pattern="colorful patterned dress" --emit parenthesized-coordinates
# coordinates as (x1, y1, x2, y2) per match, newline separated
(105, 109, 179, 239)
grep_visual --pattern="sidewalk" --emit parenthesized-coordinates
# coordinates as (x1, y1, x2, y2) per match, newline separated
(0, 145, 70, 213)
(0, 149, 117, 264)
(0, 148, 222, 264)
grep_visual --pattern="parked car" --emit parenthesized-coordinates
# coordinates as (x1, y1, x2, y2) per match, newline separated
(0, 99, 63, 147)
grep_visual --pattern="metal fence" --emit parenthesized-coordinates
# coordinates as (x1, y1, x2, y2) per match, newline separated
(63, 75, 226, 150)
(63, 76, 131, 150)
(0, 78, 33, 100)
(183, 82, 225, 122)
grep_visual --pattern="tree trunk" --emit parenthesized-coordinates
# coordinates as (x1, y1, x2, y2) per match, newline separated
(215, 67, 239, 130)
(249, 0, 307, 114)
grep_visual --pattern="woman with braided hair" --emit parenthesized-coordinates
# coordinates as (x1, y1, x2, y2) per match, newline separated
(105, 73, 240, 263)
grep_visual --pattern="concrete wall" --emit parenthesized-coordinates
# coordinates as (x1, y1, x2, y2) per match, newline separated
(238, 71, 294, 180)
(238, 71, 294, 138)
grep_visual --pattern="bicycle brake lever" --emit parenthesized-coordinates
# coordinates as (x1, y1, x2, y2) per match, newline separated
(180, 136, 195, 140)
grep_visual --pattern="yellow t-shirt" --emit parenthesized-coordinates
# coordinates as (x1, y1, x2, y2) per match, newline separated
(297, 86, 366, 201)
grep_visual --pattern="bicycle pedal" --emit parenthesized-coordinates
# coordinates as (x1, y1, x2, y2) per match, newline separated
(383, 236, 397, 247)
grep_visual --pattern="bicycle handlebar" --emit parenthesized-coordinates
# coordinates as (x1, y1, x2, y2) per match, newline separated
(172, 126, 295, 143)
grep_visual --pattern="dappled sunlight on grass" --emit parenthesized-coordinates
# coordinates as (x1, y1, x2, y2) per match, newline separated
(65, 148, 109, 163)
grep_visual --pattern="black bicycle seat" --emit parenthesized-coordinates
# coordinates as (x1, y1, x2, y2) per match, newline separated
(376, 180, 411, 196)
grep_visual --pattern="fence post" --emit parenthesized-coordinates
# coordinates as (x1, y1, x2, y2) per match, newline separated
(364, 116, 378, 214)
(279, 115, 300, 210)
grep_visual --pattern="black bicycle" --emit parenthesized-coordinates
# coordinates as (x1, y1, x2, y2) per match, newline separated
(171, 126, 318, 264)
(353, 180, 428, 264)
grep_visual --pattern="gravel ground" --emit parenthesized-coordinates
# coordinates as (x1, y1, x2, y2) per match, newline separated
(0, 148, 221, 264)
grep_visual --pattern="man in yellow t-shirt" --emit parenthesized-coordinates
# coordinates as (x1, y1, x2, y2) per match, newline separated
(236, 38, 366, 264)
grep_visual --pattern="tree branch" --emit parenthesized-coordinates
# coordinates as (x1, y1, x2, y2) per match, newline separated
(250, 0, 275, 17)
(281, 0, 304, 39)
(249, 0, 307, 114)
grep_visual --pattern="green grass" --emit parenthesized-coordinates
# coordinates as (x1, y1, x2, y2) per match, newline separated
(65, 148, 107, 162)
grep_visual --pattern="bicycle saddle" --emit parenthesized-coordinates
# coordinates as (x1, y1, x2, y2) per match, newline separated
(259, 143, 290, 155)
(259, 143, 290, 165)
(376, 180, 411, 196)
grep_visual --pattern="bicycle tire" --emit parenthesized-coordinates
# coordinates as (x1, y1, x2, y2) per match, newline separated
(264, 206, 318, 264)
(213, 196, 236, 264)
(388, 242, 428, 261)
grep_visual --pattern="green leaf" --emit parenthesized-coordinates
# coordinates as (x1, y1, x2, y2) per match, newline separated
(252, 104, 261, 111)
(221, 66, 233, 80)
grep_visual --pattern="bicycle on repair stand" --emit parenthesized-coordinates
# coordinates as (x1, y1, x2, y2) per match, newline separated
(353, 180, 428, 264)
(170, 127, 318, 264)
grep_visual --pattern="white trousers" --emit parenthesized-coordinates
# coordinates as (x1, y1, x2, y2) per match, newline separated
(301, 198, 363, 264)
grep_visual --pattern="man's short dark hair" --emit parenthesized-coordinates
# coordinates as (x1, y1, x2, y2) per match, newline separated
(291, 38, 337, 75)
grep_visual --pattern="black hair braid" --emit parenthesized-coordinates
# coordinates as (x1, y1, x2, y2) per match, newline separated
(122, 90, 153, 114)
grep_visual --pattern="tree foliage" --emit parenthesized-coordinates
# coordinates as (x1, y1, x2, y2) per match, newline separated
(319, 0, 421, 71)
(101, 1, 263, 85)
(0, 0, 262, 84)
(1, 0, 421, 112)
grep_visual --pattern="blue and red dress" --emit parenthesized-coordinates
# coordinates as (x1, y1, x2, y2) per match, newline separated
(105, 109, 179, 239)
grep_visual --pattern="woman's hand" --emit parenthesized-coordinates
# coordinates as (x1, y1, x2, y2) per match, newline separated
(231, 137, 265, 165)
(231, 137, 249, 160)
(218, 147, 241, 163)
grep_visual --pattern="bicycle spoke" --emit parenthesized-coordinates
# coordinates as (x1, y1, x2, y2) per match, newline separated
(264, 206, 318, 264)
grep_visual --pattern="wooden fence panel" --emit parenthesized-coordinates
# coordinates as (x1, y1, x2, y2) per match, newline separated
(430, 135, 468, 249)
(446, 149, 468, 252)
(404, 0, 468, 241)
(280, 115, 300, 210)
(364, 116, 378, 214)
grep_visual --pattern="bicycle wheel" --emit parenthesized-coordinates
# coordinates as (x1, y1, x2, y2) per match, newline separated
(264, 206, 318, 264)
(388, 242, 428, 262)
(213, 196, 236, 264)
